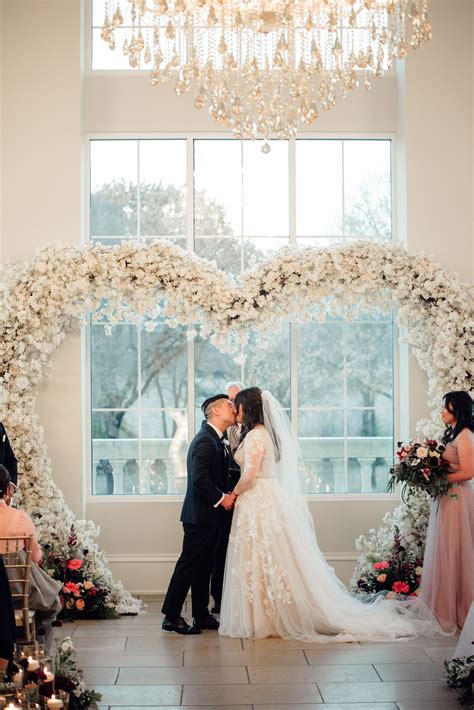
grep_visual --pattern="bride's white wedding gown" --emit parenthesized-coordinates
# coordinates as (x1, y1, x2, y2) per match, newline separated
(219, 426, 445, 642)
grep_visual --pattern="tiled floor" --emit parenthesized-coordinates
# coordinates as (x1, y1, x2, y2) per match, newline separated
(60, 596, 461, 710)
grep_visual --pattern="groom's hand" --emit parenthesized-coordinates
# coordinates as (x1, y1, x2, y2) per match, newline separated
(220, 493, 234, 510)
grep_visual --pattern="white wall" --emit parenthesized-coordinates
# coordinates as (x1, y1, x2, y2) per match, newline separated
(1, 0, 472, 593)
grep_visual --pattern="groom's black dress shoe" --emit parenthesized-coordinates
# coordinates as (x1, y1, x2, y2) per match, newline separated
(210, 603, 221, 614)
(193, 613, 220, 630)
(162, 616, 202, 635)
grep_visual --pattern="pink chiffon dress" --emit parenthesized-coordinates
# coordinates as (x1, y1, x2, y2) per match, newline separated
(419, 428, 474, 631)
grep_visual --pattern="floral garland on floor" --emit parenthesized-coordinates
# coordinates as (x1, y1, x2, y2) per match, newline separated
(0, 239, 472, 615)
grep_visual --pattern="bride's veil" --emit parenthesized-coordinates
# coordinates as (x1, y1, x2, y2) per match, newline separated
(261, 390, 318, 540)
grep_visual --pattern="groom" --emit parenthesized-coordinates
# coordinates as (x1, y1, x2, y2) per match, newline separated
(161, 394, 236, 635)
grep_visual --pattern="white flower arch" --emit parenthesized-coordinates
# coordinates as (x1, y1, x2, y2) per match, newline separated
(0, 240, 472, 612)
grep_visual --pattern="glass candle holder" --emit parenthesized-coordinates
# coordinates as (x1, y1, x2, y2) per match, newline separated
(57, 691, 69, 710)
(38, 662, 54, 696)
(18, 684, 40, 708)
(0, 682, 18, 704)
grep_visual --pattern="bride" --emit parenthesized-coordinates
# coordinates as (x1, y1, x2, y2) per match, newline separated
(219, 387, 447, 642)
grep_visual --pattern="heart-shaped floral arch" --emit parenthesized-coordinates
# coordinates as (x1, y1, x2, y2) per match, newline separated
(0, 240, 472, 612)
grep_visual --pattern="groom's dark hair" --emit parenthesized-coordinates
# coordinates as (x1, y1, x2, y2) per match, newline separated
(201, 394, 229, 420)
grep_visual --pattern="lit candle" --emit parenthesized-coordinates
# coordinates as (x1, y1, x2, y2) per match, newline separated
(43, 666, 55, 684)
(27, 656, 40, 671)
(47, 694, 63, 709)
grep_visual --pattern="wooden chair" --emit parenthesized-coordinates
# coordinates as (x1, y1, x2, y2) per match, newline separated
(0, 535, 36, 641)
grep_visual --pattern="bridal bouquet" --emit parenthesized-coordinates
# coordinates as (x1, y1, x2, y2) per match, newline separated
(387, 439, 455, 502)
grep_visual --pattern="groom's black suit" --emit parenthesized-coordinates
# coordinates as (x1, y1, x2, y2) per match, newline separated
(162, 423, 230, 621)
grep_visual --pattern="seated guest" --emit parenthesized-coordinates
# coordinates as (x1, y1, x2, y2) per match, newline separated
(0, 422, 18, 486)
(0, 554, 16, 673)
(0, 466, 61, 654)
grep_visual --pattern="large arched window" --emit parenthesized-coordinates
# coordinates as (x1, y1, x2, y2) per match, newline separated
(89, 137, 394, 496)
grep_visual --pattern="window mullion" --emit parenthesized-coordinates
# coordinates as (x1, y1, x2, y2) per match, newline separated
(187, 137, 195, 445)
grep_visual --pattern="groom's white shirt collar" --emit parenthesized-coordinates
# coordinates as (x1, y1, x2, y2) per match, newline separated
(207, 421, 225, 439)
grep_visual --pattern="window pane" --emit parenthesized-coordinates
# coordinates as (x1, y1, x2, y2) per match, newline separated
(298, 323, 344, 407)
(91, 325, 138, 409)
(90, 140, 137, 237)
(92, 28, 137, 71)
(89, 137, 395, 496)
(194, 340, 239, 426)
(139, 141, 187, 237)
(347, 409, 393, 438)
(243, 141, 289, 236)
(140, 323, 188, 409)
(243, 238, 289, 269)
(92, 410, 138, 439)
(345, 323, 393, 407)
(141, 410, 188, 495)
(344, 140, 391, 239)
(195, 236, 242, 275)
(296, 140, 343, 237)
(194, 140, 241, 236)
(245, 326, 291, 409)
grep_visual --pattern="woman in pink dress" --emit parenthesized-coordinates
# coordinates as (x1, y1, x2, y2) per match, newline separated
(420, 391, 474, 631)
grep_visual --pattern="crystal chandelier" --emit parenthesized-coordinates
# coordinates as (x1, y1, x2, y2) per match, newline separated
(101, 1, 431, 141)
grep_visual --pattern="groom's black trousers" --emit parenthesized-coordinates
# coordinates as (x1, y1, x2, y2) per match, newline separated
(161, 523, 220, 621)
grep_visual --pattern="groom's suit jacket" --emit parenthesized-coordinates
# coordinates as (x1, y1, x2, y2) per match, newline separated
(180, 423, 230, 527)
(0, 422, 18, 485)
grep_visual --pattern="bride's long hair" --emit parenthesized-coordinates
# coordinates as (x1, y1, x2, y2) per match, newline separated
(234, 387, 281, 461)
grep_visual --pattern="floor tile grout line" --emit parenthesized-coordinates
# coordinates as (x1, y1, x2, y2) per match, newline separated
(245, 664, 251, 685)
(372, 662, 384, 681)
(315, 679, 326, 704)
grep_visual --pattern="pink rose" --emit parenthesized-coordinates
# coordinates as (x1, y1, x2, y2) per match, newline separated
(376, 574, 387, 583)
(372, 561, 389, 570)
(392, 581, 410, 594)
(64, 581, 80, 595)
(66, 558, 82, 571)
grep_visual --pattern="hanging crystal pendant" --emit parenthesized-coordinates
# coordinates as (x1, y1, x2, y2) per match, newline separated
(101, 0, 432, 141)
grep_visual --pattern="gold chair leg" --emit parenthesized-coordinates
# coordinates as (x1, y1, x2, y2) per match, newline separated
(23, 612, 31, 642)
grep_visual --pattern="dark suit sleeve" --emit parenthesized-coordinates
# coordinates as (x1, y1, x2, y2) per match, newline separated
(192, 439, 224, 507)
(2, 426, 17, 486)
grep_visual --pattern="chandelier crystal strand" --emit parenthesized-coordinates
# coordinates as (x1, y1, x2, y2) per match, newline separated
(102, 1, 431, 140)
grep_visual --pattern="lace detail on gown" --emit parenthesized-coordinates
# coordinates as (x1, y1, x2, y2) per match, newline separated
(232, 429, 291, 616)
(219, 427, 447, 642)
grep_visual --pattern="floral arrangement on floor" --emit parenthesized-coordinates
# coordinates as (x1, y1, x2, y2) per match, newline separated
(42, 526, 119, 620)
(387, 438, 455, 502)
(53, 636, 102, 709)
(354, 525, 423, 596)
(0, 239, 471, 615)
(351, 489, 431, 595)
(4, 637, 101, 709)
(444, 655, 474, 706)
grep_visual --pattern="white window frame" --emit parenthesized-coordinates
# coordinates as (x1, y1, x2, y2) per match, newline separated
(83, 131, 404, 503)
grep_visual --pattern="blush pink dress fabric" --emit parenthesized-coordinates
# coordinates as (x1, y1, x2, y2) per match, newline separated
(419, 428, 474, 631)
